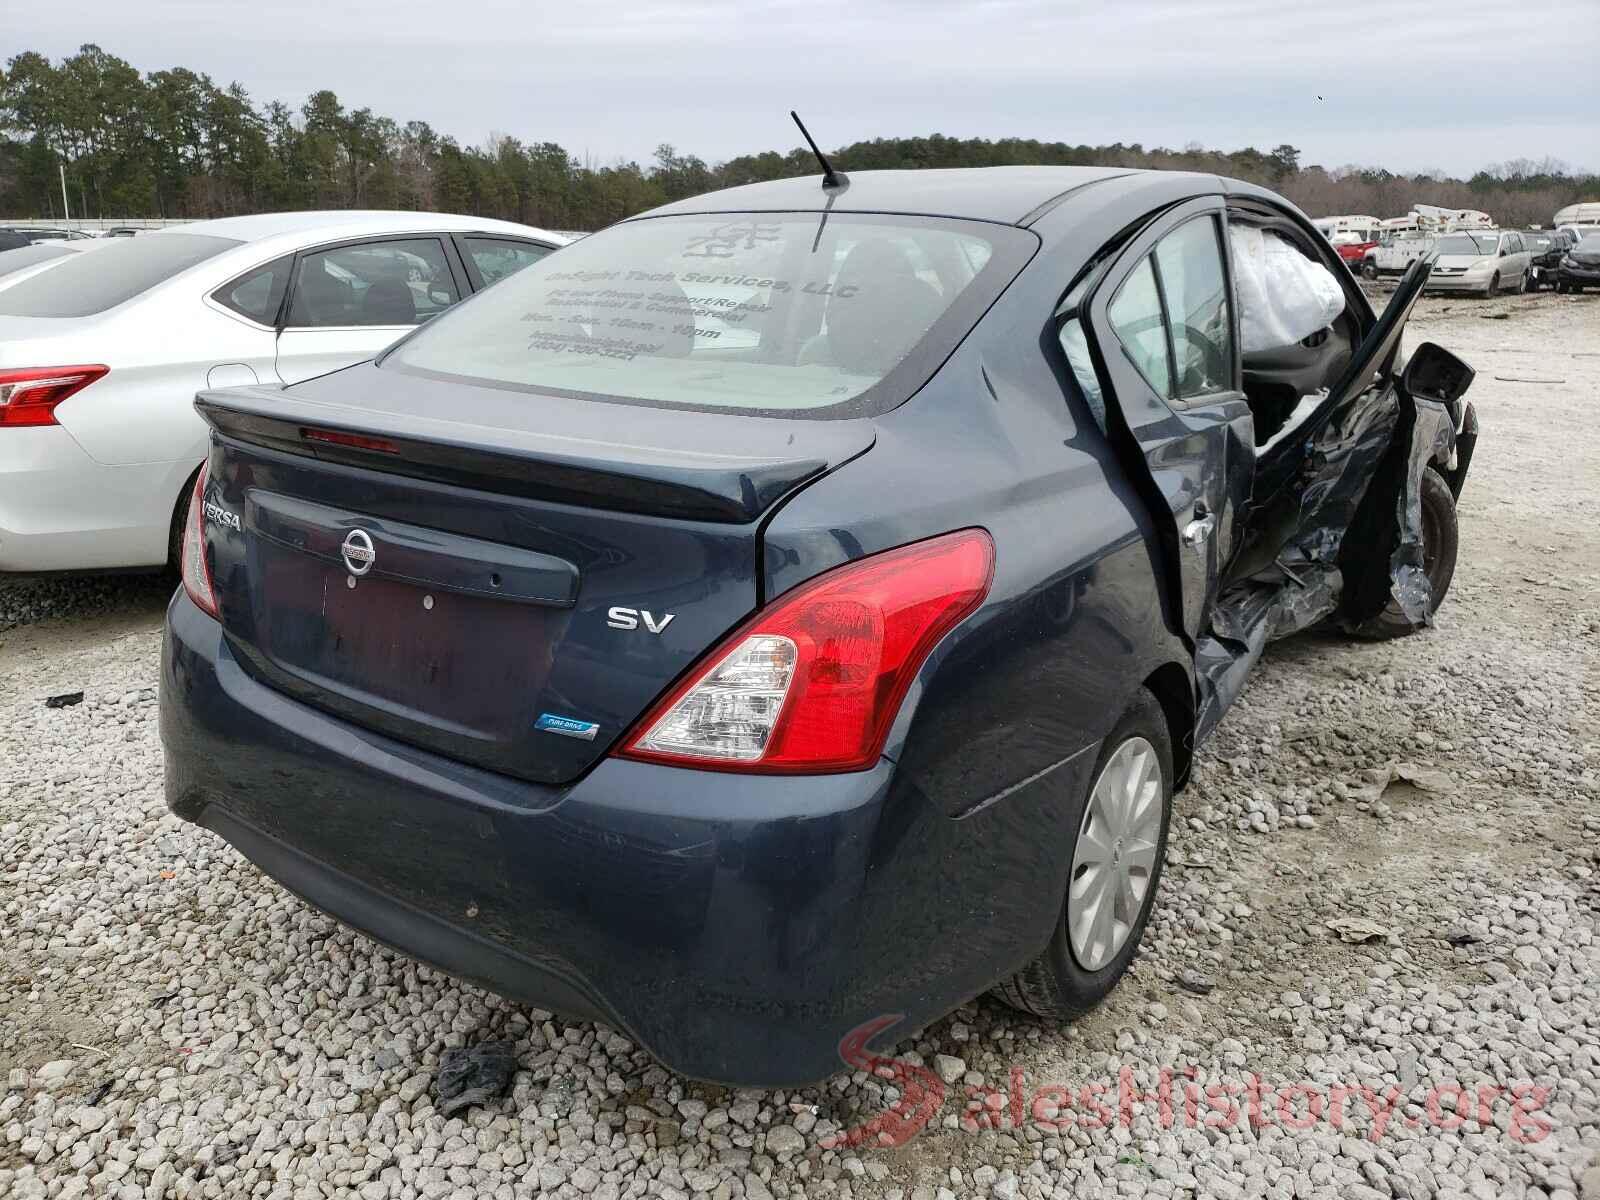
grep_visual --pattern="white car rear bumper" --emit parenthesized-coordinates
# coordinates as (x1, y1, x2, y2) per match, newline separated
(0, 426, 184, 573)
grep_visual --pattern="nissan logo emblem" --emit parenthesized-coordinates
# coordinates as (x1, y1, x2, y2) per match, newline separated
(341, 529, 376, 576)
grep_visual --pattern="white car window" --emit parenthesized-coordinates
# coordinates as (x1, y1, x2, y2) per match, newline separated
(287, 239, 460, 329)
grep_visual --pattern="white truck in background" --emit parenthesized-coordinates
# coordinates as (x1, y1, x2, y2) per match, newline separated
(1358, 206, 1496, 279)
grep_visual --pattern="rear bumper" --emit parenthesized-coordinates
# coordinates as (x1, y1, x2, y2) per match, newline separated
(1558, 264, 1600, 284)
(0, 426, 182, 572)
(161, 591, 1089, 1085)
(1423, 275, 1494, 294)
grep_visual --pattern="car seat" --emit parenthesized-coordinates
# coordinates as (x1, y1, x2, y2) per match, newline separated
(362, 279, 418, 326)
(822, 240, 945, 375)
(290, 266, 354, 326)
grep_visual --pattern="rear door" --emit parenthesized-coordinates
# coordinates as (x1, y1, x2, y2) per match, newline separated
(274, 236, 467, 384)
(1082, 198, 1253, 643)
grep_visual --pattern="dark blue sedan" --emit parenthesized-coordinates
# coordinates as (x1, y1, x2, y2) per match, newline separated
(162, 166, 1477, 1086)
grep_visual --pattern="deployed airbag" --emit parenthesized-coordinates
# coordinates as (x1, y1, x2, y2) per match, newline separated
(1229, 226, 1346, 352)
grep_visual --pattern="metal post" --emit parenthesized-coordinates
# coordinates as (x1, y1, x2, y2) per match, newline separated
(59, 162, 70, 223)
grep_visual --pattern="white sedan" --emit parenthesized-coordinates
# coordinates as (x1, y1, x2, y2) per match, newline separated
(0, 211, 568, 573)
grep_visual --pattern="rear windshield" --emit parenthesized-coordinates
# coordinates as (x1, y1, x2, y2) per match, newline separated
(387, 212, 1035, 419)
(0, 242, 71, 281)
(0, 232, 241, 317)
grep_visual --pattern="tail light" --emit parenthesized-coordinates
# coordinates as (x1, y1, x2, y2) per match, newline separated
(618, 529, 994, 774)
(0, 365, 108, 428)
(180, 464, 219, 618)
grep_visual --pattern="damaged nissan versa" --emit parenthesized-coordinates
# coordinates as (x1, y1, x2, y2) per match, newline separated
(161, 164, 1479, 1086)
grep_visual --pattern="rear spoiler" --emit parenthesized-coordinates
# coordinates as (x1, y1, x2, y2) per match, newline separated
(195, 386, 871, 524)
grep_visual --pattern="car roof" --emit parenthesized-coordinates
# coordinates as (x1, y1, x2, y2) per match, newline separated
(633, 166, 1149, 226)
(169, 210, 569, 245)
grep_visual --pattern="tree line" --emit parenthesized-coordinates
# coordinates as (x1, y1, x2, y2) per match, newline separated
(2, 44, 1594, 232)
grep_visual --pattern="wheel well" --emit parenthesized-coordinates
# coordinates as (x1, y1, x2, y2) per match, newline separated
(1143, 663, 1195, 791)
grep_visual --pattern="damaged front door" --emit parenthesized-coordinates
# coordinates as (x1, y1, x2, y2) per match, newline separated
(1083, 198, 1254, 644)
(1224, 252, 1435, 589)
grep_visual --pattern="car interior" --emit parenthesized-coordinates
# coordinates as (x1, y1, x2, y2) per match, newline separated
(1227, 210, 1360, 452)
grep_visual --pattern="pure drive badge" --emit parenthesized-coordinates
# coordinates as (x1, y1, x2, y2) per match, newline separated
(535, 713, 600, 741)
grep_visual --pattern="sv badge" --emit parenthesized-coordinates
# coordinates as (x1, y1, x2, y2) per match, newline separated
(607, 606, 675, 633)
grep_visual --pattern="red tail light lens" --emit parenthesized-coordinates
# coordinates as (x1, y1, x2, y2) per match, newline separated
(618, 529, 995, 774)
(0, 365, 108, 428)
(180, 464, 219, 618)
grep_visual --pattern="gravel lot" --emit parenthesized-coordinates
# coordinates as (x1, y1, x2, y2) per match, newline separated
(3, 292, 1598, 1200)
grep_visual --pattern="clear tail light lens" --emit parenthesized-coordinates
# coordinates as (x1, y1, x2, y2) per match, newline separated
(180, 463, 219, 618)
(0, 365, 108, 428)
(618, 529, 994, 774)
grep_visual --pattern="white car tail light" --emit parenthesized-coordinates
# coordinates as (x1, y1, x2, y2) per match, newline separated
(618, 529, 994, 774)
(181, 464, 219, 618)
(0, 365, 108, 428)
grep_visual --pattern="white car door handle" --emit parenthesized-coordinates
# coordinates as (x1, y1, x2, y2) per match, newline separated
(1182, 514, 1215, 549)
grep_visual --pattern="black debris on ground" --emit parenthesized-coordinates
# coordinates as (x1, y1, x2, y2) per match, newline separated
(434, 1041, 517, 1116)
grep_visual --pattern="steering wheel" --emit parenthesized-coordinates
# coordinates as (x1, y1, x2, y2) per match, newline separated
(1173, 322, 1229, 394)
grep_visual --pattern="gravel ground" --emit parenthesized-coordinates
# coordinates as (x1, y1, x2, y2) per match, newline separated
(3, 292, 1598, 1200)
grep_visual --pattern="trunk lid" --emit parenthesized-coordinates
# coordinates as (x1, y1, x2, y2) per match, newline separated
(198, 364, 873, 784)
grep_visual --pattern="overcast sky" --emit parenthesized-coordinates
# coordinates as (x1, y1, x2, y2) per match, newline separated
(14, 0, 1600, 177)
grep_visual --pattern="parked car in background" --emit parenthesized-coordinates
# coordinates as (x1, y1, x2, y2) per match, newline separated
(1366, 232, 1434, 279)
(2, 226, 96, 243)
(1329, 231, 1379, 272)
(0, 211, 567, 574)
(163, 166, 1478, 1086)
(1424, 230, 1531, 296)
(1558, 232, 1600, 293)
(1523, 229, 1571, 291)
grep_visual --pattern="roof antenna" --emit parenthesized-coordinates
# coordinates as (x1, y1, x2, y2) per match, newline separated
(791, 111, 848, 190)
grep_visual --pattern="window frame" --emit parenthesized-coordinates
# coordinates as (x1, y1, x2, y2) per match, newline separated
(207, 253, 294, 329)
(280, 233, 471, 333)
(1150, 212, 1241, 404)
(450, 233, 559, 293)
(1072, 199, 1244, 411)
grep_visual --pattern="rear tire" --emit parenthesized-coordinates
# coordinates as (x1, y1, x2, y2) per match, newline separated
(1516, 271, 1527, 295)
(1557, 281, 1570, 294)
(994, 690, 1173, 1020)
(1364, 467, 1459, 640)
(1362, 261, 1379, 281)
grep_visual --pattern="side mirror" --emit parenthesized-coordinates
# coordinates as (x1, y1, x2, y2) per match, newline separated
(1402, 341, 1475, 405)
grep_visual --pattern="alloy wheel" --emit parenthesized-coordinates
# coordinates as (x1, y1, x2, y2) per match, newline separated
(1067, 736, 1164, 971)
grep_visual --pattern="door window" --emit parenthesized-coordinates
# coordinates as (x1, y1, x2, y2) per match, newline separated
(212, 256, 292, 325)
(1107, 257, 1172, 398)
(286, 238, 459, 328)
(1154, 217, 1235, 399)
(464, 238, 552, 286)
